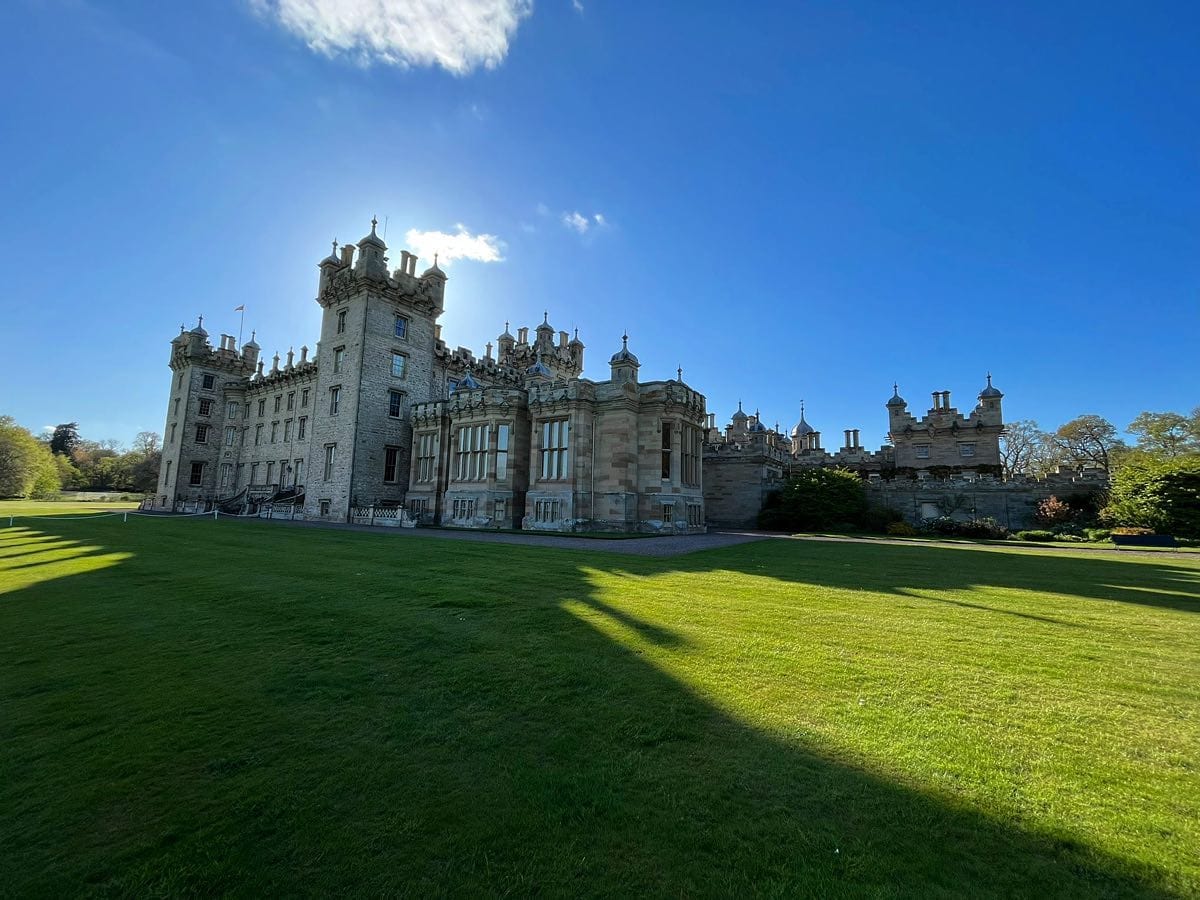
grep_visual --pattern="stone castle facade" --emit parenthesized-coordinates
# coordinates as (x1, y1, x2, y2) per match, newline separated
(157, 221, 707, 533)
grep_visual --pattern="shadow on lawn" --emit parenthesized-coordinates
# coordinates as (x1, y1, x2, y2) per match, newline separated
(0, 519, 1189, 897)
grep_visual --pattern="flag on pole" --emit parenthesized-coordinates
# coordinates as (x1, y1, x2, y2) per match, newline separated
(234, 304, 245, 311)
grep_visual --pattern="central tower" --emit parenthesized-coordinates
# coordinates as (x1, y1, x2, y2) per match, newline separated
(306, 219, 447, 520)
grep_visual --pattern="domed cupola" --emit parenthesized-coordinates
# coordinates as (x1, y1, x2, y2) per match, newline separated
(749, 409, 768, 433)
(731, 401, 748, 423)
(886, 383, 907, 408)
(978, 373, 1003, 399)
(791, 401, 815, 439)
(609, 332, 640, 383)
(354, 216, 389, 279)
(420, 253, 447, 282)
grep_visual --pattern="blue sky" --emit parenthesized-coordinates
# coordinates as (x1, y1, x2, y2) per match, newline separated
(1, 0, 1196, 449)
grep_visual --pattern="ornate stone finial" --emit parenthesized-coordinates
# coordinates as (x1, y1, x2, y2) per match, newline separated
(197, 314, 204, 328)
(573, 327, 579, 340)
(434, 252, 439, 266)
(893, 382, 900, 396)
(332, 239, 339, 254)
(251, 330, 256, 342)
(505, 321, 510, 332)
(986, 372, 993, 387)
(622, 331, 629, 349)
(677, 365, 683, 382)
(738, 399, 743, 412)
(543, 310, 549, 324)
(370, 215, 378, 235)
(180, 323, 185, 334)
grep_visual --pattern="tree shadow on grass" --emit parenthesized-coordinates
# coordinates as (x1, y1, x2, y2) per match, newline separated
(0, 519, 1189, 897)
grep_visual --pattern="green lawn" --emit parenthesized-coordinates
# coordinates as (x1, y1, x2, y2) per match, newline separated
(2, 507, 1198, 897)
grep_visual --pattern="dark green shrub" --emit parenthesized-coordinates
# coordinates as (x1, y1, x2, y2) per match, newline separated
(1103, 454, 1200, 538)
(1016, 530, 1055, 542)
(861, 506, 903, 532)
(759, 468, 868, 532)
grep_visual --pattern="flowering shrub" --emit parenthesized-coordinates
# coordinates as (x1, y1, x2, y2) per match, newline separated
(886, 522, 918, 536)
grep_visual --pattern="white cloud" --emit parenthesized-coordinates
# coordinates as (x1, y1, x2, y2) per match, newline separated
(572, 0, 584, 12)
(249, 0, 534, 74)
(535, 202, 551, 217)
(404, 224, 505, 264)
(561, 210, 609, 235)
(562, 211, 590, 234)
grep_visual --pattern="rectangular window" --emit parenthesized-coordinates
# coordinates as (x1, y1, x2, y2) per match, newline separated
(202, 374, 215, 390)
(329, 387, 341, 415)
(219, 463, 233, 490)
(394, 315, 408, 339)
(243, 402, 250, 419)
(534, 499, 560, 522)
(334, 347, 345, 374)
(453, 498, 477, 520)
(384, 446, 401, 483)
(255, 424, 263, 446)
(224, 426, 237, 447)
(447, 379, 458, 395)
(236, 462, 244, 485)
(250, 462, 259, 483)
(662, 503, 674, 522)
(227, 401, 240, 418)
(454, 424, 490, 481)
(266, 462, 274, 484)
(336, 309, 347, 334)
(258, 399, 265, 417)
(959, 443, 976, 458)
(287, 392, 295, 411)
(540, 419, 569, 481)
(301, 389, 309, 407)
(661, 421, 673, 480)
(284, 419, 293, 441)
(241, 427, 247, 446)
(274, 395, 282, 413)
(388, 390, 404, 418)
(294, 459, 304, 486)
(169, 423, 176, 444)
(199, 398, 213, 417)
(417, 433, 435, 482)
(494, 498, 507, 524)
(281, 459, 291, 486)
(496, 424, 510, 481)
(408, 498, 426, 517)
(189, 462, 204, 485)
(298, 417, 307, 440)
(270, 422, 278, 443)
(915, 444, 931, 459)
(687, 504, 702, 527)
(391, 352, 407, 378)
(195, 423, 209, 444)
(174, 398, 180, 416)
(163, 459, 172, 485)
(681, 425, 701, 486)
(324, 443, 336, 480)
(319, 499, 331, 516)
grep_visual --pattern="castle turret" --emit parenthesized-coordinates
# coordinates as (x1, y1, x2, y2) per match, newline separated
(497, 322, 515, 361)
(569, 328, 585, 371)
(241, 331, 260, 369)
(609, 332, 640, 384)
(976, 373, 1004, 426)
(318, 239, 345, 295)
(419, 254, 447, 312)
(353, 217, 389, 280)
(535, 312, 555, 349)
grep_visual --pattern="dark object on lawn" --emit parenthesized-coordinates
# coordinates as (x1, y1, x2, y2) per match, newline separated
(1111, 534, 1177, 549)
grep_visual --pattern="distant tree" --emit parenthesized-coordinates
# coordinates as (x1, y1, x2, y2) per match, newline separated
(1102, 454, 1200, 538)
(49, 422, 80, 457)
(0, 416, 62, 498)
(1000, 419, 1056, 477)
(1128, 410, 1200, 458)
(758, 467, 867, 531)
(132, 431, 160, 456)
(1050, 415, 1126, 472)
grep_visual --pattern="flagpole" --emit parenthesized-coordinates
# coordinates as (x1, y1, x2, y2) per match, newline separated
(237, 307, 245, 347)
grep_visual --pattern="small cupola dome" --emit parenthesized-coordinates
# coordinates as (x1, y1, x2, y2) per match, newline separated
(357, 216, 386, 250)
(886, 383, 907, 407)
(732, 401, 748, 422)
(190, 315, 208, 338)
(498, 321, 515, 343)
(243, 331, 260, 350)
(569, 328, 584, 347)
(979, 373, 1003, 399)
(421, 253, 446, 280)
(320, 239, 342, 267)
(609, 332, 640, 366)
(792, 402, 815, 438)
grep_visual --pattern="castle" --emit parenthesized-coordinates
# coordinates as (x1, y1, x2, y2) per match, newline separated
(156, 220, 708, 533)
(159, 219, 1096, 534)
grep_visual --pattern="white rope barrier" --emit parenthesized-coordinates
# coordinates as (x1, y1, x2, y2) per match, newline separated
(3, 508, 220, 527)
